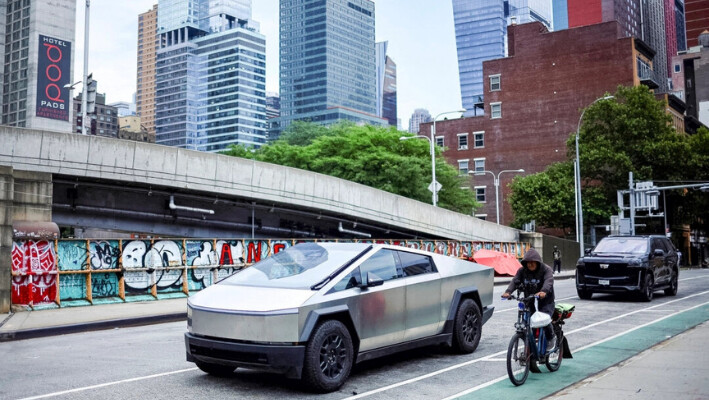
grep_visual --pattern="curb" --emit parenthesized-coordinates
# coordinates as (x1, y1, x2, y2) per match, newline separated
(0, 312, 187, 342)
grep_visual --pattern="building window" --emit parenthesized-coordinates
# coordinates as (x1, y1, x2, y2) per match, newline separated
(474, 131, 484, 148)
(490, 102, 502, 119)
(475, 186, 486, 203)
(474, 158, 485, 173)
(674, 64, 681, 73)
(457, 133, 468, 150)
(489, 74, 501, 91)
(435, 136, 444, 147)
(458, 159, 469, 175)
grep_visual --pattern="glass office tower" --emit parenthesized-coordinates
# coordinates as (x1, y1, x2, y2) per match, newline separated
(273, 0, 385, 139)
(155, 0, 266, 152)
(452, 0, 552, 116)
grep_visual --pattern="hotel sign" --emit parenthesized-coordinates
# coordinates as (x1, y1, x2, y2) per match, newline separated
(36, 35, 71, 121)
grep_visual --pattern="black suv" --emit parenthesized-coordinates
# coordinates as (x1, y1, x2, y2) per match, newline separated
(576, 235, 679, 301)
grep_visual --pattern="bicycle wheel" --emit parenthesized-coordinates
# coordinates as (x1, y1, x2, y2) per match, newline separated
(506, 332, 530, 386)
(545, 333, 564, 372)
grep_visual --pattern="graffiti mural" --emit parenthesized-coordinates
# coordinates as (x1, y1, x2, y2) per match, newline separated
(90, 240, 120, 270)
(92, 273, 119, 298)
(57, 240, 87, 271)
(10, 237, 529, 308)
(215, 240, 244, 266)
(121, 240, 184, 294)
(11, 241, 57, 305)
(186, 240, 217, 290)
(245, 240, 270, 264)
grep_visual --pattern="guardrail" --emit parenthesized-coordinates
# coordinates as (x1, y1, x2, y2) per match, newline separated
(11, 238, 530, 309)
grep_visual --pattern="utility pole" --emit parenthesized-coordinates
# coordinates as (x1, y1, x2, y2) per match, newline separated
(81, 0, 90, 135)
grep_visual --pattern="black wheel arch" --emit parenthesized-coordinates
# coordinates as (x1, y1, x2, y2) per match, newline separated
(300, 306, 360, 355)
(443, 286, 485, 334)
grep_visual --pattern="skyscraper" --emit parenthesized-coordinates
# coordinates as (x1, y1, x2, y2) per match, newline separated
(408, 108, 432, 134)
(552, 0, 569, 29)
(674, 0, 687, 52)
(1, 0, 76, 131)
(274, 0, 385, 137)
(155, 0, 267, 152)
(564, 0, 671, 92)
(452, 0, 552, 116)
(376, 41, 397, 126)
(136, 5, 159, 143)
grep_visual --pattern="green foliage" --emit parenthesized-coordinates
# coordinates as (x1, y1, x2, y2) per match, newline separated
(508, 162, 576, 230)
(222, 122, 480, 214)
(510, 85, 704, 233)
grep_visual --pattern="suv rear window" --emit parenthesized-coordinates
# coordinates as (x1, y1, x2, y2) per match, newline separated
(593, 237, 648, 254)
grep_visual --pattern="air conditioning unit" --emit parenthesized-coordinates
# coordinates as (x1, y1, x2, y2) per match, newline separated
(459, 145, 468, 150)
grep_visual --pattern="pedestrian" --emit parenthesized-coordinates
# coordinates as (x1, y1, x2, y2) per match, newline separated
(553, 245, 561, 274)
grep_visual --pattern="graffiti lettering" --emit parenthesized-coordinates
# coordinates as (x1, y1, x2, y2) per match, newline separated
(90, 241, 120, 270)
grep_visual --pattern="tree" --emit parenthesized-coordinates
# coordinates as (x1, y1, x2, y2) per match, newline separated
(509, 85, 697, 233)
(508, 162, 576, 230)
(222, 122, 480, 214)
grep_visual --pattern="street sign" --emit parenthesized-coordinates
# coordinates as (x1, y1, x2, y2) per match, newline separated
(428, 181, 442, 193)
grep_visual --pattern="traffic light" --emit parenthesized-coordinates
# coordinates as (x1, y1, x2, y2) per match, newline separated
(86, 73, 97, 114)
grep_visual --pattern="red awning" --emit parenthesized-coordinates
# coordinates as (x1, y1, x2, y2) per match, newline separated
(472, 249, 522, 276)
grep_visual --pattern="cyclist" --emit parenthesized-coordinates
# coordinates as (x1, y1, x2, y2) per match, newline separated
(502, 248, 556, 352)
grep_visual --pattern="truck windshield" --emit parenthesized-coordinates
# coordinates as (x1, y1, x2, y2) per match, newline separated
(593, 238, 648, 254)
(220, 242, 370, 289)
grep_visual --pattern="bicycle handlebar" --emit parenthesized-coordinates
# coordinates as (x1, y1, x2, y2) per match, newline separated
(502, 294, 538, 301)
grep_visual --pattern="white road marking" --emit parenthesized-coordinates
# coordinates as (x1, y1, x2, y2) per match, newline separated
(344, 290, 709, 400)
(442, 298, 709, 400)
(17, 368, 198, 400)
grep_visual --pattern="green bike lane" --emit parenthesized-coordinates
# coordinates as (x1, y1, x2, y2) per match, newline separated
(449, 301, 709, 400)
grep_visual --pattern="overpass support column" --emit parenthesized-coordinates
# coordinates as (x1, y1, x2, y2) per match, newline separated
(0, 169, 53, 313)
(0, 167, 14, 313)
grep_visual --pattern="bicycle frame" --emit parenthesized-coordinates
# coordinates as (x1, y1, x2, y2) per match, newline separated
(513, 295, 548, 362)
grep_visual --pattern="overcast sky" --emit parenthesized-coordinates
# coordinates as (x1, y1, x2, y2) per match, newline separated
(73, 1, 462, 129)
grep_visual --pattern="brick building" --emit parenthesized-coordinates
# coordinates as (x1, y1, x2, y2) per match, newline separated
(423, 21, 658, 226)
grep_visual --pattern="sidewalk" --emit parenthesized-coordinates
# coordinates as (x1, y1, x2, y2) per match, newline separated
(0, 297, 186, 342)
(548, 320, 709, 399)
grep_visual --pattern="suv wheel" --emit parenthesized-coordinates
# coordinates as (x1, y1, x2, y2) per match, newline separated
(302, 320, 354, 393)
(664, 270, 678, 296)
(639, 274, 654, 302)
(577, 289, 593, 300)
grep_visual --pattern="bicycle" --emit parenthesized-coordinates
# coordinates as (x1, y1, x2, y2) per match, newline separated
(505, 291, 575, 386)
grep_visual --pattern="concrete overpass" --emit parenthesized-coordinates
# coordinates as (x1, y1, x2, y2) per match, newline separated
(0, 126, 519, 242)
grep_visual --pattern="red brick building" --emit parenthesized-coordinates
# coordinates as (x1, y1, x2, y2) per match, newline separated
(686, 0, 709, 48)
(423, 21, 657, 226)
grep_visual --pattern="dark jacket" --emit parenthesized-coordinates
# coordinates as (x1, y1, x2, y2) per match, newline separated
(505, 248, 555, 315)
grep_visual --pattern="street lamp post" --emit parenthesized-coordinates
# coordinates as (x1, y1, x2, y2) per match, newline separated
(469, 169, 525, 224)
(575, 95, 614, 253)
(80, 0, 91, 135)
(431, 110, 466, 206)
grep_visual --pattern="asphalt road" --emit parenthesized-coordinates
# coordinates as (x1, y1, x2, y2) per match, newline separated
(2, 270, 708, 400)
